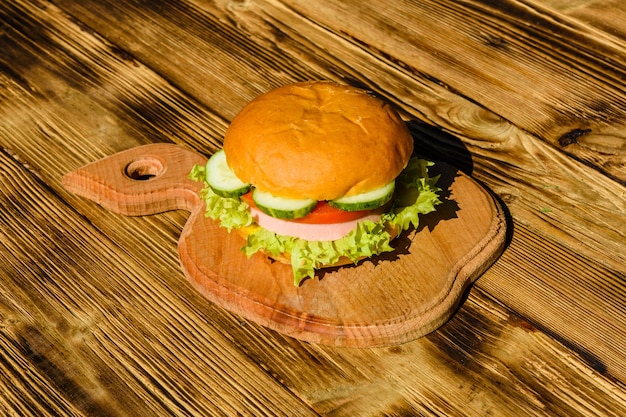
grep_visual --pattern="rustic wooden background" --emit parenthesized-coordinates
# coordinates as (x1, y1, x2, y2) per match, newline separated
(1, 0, 624, 415)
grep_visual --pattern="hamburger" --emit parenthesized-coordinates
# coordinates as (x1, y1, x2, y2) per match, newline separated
(189, 81, 441, 285)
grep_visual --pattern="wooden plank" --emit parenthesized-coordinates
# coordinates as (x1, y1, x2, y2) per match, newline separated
(538, 0, 626, 39)
(0, 152, 319, 416)
(266, 0, 626, 181)
(41, 0, 626, 380)
(48, 0, 626, 179)
(0, 2, 316, 415)
(44, 0, 626, 183)
(1, 0, 625, 414)
(0, 0, 228, 162)
(2, 149, 625, 415)
(408, 101, 626, 379)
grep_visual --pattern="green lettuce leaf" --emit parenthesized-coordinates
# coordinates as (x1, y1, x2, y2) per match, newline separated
(189, 164, 252, 230)
(383, 158, 442, 231)
(189, 157, 442, 286)
(243, 220, 395, 285)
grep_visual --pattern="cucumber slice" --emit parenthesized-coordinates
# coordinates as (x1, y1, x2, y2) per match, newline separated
(205, 150, 250, 198)
(329, 181, 395, 212)
(252, 189, 317, 219)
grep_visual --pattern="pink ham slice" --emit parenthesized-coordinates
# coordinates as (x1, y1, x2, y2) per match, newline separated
(249, 206, 382, 241)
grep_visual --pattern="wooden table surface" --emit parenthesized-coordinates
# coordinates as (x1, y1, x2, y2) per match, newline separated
(1, 0, 624, 415)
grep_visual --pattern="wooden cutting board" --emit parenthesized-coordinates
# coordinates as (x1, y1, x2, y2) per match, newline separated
(63, 143, 507, 347)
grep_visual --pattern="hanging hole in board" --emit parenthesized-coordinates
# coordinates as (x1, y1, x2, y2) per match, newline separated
(125, 157, 165, 181)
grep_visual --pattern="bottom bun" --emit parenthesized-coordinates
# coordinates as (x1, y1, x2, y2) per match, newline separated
(235, 223, 399, 270)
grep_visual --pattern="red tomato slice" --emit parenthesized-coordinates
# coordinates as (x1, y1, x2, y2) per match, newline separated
(294, 201, 372, 224)
(240, 192, 372, 224)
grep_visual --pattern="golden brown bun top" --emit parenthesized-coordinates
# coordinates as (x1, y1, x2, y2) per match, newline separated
(223, 81, 414, 200)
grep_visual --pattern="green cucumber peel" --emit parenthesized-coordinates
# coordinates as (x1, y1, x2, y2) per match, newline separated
(252, 189, 317, 219)
(329, 180, 395, 211)
(204, 150, 250, 198)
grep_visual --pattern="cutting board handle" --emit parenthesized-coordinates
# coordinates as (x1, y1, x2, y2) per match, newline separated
(62, 143, 208, 216)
